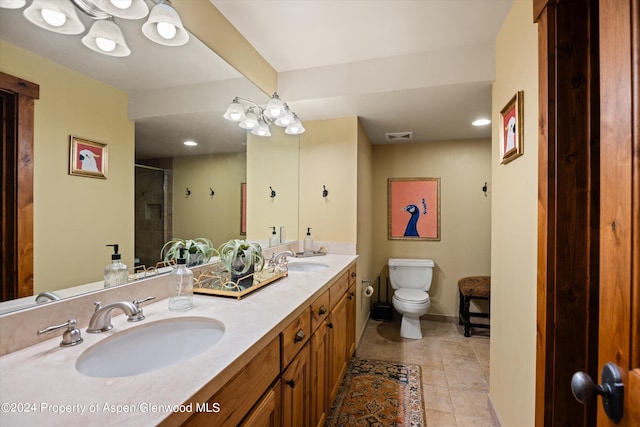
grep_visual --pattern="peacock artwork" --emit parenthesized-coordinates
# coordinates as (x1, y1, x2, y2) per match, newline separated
(388, 178, 440, 241)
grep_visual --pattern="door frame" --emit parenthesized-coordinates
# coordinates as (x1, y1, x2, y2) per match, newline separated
(0, 71, 38, 301)
(534, 1, 600, 426)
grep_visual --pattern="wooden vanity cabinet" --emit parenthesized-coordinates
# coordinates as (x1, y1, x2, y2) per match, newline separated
(310, 317, 330, 427)
(240, 380, 281, 427)
(178, 336, 280, 427)
(171, 263, 356, 427)
(281, 342, 311, 427)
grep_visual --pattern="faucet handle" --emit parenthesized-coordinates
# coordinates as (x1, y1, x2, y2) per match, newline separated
(130, 296, 156, 322)
(37, 318, 83, 347)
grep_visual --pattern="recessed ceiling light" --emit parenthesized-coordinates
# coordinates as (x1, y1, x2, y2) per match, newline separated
(472, 118, 491, 126)
(183, 140, 197, 146)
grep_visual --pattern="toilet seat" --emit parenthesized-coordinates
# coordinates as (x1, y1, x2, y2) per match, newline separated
(394, 288, 430, 304)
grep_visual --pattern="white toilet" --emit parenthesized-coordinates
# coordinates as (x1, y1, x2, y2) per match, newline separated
(388, 258, 435, 339)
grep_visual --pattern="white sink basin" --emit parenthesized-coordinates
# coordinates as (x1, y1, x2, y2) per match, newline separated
(287, 262, 330, 272)
(76, 317, 224, 378)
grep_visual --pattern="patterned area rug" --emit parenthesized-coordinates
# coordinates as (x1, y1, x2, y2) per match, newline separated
(326, 357, 426, 427)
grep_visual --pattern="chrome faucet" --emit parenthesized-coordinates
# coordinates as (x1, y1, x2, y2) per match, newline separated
(268, 250, 295, 268)
(86, 300, 142, 333)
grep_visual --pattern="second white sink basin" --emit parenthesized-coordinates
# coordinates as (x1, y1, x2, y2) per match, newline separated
(76, 317, 224, 378)
(287, 262, 330, 272)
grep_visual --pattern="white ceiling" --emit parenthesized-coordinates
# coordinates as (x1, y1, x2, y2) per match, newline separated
(0, 0, 514, 158)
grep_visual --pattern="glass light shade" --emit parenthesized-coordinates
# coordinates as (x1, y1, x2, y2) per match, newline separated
(239, 110, 260, 130)
(0, 0, 26, 9)
(93, 0, 149, 19)
(24, 0, 85, 34)
(274, 105, 295, 127)
(264, 93, 285, 119)
(251, 120, 272, 137)
(82, 19, 131, 57)
(223, 101, 246, 122)
(141, 2, 189, 47)
(285, 117, 305, 135)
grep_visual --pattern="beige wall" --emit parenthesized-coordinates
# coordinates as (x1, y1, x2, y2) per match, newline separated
(490, 1, 538, 426)
(1, 41, 135, 294)
(356, 119, 374, 337)
(299, 117, 358, 243)
(172, 153, 247, 248)
(246, 126, 300, 243)
(372, 139, 492, 316)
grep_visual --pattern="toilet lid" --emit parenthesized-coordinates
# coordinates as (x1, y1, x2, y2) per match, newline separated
(394, 289, 430, 304)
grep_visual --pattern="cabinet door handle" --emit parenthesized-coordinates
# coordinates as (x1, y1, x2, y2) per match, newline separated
(327, 322, 333, 329)
(318, 305, 327, 315)
(294, 329, 305, 342)
(351, 272, 356, 278)
(286, 379, 296, 388)
(348, 292, 355, 300)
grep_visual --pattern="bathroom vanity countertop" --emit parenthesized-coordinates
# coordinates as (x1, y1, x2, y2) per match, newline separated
(0, 254, 357, 426)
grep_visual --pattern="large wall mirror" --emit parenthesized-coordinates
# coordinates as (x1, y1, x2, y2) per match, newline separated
(0, 2, 299, 314)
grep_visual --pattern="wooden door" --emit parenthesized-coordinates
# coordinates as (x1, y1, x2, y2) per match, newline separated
(328, 294, 348, 401)
(597, 1, 639, 425)
(310, 321, 330, 427)
(239, 380, 281, 427)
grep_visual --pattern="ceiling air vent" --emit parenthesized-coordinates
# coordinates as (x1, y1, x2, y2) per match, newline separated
(385, 132, 413, 142)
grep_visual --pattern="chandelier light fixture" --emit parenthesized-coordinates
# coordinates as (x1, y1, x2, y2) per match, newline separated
(1, 0, 189, 57)
(223, 93, 305, 137)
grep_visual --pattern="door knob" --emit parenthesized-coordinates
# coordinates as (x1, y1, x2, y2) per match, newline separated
(571, 362, 624, 423)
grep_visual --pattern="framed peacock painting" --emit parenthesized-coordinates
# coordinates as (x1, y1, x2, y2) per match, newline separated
(388, 177, 440, 241)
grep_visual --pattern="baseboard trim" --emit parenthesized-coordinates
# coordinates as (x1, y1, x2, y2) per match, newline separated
(488, 394, 503, 426)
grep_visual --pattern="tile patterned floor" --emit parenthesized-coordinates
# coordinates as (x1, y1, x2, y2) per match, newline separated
(356, 317, 498, 427)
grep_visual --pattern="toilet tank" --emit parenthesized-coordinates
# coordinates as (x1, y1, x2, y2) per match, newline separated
(388, 258, 435, 291)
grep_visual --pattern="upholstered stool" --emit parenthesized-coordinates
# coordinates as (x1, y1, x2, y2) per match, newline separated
(458, 276, 491, 337)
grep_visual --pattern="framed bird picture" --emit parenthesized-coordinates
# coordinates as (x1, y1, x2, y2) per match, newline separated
(388, 177, 440, 241)
(499, 91, 524, 164)
(69, 136, 108, 179)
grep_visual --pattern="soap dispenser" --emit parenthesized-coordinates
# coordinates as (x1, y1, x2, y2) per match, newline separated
(104, 244, 128, 288)
(168, 247, 193, 311)
(304, 227, 314, 254)
(269, 226, 279, 247)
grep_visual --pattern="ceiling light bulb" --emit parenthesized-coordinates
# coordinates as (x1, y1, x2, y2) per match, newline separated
(96, 37, 116, 52)
(183, 140, 197, 146)
(110, 0, 132, 9)
(472, 118, 491, 126)
(156, 22, 176, 40)
(265, 93, 285, 119)
(41, 8, 66, 26)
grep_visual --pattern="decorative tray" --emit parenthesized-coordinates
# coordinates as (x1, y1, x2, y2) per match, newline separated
(193, 263, 288, 299)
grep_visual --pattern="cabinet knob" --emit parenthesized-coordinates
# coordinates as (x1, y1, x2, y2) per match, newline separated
(318, 305, 327, 315)
(294, 329, 305, 343)
(351, 272, 356, 278)
(286, 379, 296, 388)
(348, 292, 355, 300)
(327, 322, 334, 329)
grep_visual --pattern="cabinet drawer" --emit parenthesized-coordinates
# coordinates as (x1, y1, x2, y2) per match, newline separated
(329, 272, 349, 310)
(181, 336, 280, 427)
(281, 307, 311, 369)
(310, 289, 330, 333)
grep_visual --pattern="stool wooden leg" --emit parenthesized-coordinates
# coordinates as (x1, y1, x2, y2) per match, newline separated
(458, 290, 464, 325)
(463, 296, 471, 337)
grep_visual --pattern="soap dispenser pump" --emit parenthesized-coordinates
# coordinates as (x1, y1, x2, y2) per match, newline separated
(269, 226, 279, 247)
(104, 244, 128, 288)
(168, 247, 193, 311)
(304, 227, 314, 254)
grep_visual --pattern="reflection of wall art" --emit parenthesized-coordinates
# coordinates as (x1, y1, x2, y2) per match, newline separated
(69, 136, 108, 179)
(240, 182, 247, 235)
(499, 91, 524, 164)
(388, 177, 440, 241)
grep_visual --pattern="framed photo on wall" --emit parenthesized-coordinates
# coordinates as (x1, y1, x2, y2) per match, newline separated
(69, 136, 108, 179)
(388, 177, 441, 241)
(499, 91, 524, 164)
